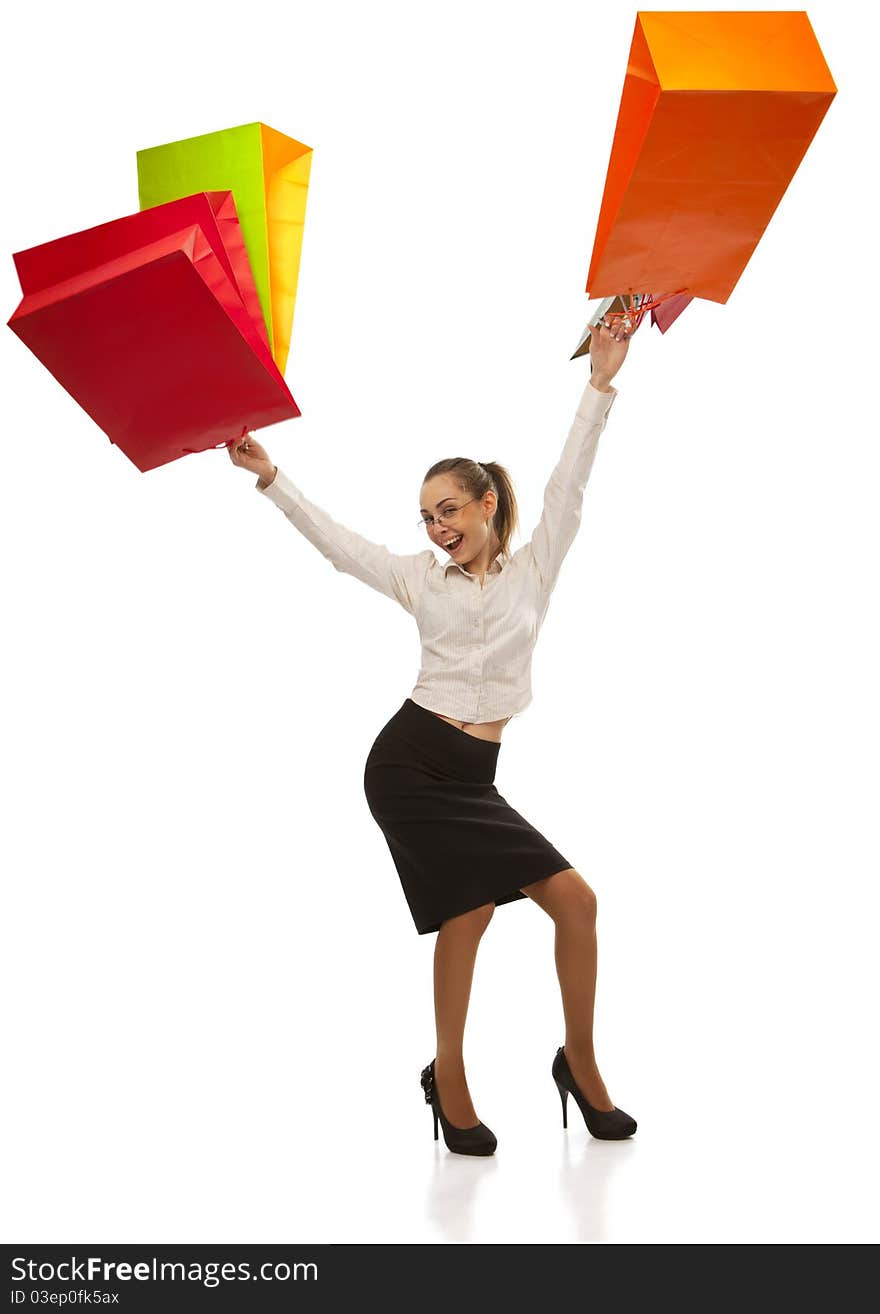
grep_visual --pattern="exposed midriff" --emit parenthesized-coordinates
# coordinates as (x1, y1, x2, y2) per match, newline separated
(427, 710, 510, 743)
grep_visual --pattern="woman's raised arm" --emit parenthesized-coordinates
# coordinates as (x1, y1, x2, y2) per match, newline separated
(526, 319, 632, 594)
(527, 378, 617, 592)
(228, 433, 430, 616)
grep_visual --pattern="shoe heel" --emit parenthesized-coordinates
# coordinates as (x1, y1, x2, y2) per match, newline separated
(555, 1078, 568, 1129)
(420, 1058, 497, 1156)
(551, 1045, 637, 1141)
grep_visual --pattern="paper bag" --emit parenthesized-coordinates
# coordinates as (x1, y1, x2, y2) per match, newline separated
(586, 11, 836, 305)
(137, 122, 312, 375)
(8, 193, 300, 473)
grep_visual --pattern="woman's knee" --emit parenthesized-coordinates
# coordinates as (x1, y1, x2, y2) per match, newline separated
(574, 879, 598, 926)
(522, 868, 597, 925)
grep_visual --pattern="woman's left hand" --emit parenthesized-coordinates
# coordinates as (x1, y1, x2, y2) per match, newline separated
(589, 315, 633, 385)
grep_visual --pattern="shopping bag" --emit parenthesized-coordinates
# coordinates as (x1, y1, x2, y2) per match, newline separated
(586, 11, 836, 305)
(650, 293, 693, 334)
(137, 122, 312, 375)
(8, 192, 300, 473)
(14, 191, 277, 376)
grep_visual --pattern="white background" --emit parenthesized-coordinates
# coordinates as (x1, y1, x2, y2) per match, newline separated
(2, 0, 878, 1245)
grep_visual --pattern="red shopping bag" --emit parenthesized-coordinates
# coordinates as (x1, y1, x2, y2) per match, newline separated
(8, 192, 299, 473)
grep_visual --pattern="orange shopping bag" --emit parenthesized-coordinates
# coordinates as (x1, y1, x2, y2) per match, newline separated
(586, 11, 836, 308)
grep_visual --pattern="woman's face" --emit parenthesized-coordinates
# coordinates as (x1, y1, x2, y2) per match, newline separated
(419, 476, 498, 566)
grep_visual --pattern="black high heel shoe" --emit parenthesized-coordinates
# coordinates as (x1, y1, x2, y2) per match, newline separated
(552, 1046, 637, 1140)
(420, 1060, 497, 1156)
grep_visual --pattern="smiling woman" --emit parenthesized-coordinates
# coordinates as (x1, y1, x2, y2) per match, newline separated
(230, 317, 637, 1154)
(418, 456, 518, 583)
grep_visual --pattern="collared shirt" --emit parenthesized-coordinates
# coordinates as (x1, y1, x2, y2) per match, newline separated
(255, 379, 618, 723)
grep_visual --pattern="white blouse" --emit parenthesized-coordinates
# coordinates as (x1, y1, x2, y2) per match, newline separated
(255, 378, 618, 723)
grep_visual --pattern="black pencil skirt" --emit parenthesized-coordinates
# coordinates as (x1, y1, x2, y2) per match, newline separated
(363, 697, 572, 935)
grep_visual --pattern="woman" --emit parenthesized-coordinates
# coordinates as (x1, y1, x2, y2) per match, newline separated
(228, 317, 636, 1155)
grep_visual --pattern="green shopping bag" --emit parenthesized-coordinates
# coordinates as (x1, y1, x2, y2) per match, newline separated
(137, 121, 312, 375)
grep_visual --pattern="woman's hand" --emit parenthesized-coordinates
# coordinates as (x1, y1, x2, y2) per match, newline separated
(589, 315, 633, 387)
(227, 431, 275, 483)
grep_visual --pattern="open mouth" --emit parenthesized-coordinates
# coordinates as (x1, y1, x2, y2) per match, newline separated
(444, 534, 464, 553)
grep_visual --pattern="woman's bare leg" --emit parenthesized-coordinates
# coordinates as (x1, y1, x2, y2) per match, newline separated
(432, 902, 495, 1128)
(520, 868, 614, 1111)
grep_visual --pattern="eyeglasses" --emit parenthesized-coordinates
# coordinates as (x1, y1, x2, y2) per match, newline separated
(417, 499, 478, 531)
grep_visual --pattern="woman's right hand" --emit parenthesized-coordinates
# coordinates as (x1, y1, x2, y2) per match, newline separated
(589, 317, 633, 387)
(227, 431, 275, 482)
